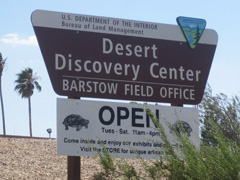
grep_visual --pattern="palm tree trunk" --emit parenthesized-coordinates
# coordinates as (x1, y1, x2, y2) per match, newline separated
(28, 96, 32, 137)
(0, 76, 6, 135)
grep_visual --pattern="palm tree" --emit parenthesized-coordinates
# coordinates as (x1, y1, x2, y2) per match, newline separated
(14, 68, 41, 137)
(0, 53, 6, 135)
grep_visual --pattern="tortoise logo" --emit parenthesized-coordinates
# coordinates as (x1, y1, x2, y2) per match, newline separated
(63, 114, 89, 131)
(170, 121, 192, 137)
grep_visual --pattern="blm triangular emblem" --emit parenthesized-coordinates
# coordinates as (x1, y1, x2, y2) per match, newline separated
(177, 16, 206, 49)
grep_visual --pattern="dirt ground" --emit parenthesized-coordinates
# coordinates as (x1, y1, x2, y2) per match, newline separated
(0, 136, 103, 180)
(0, 136, 155, 180)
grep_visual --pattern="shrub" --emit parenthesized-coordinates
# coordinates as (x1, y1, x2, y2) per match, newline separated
(92, 107, 240, 180)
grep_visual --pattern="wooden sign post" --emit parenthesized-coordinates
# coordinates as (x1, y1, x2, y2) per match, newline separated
(68, 96, 81, 180)
(68, 156, 81, 180)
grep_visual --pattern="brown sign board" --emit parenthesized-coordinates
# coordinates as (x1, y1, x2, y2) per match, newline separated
(31, 10, 218, 105)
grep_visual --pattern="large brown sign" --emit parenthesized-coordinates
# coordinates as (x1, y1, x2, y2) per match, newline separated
(31, 10, 218, 104)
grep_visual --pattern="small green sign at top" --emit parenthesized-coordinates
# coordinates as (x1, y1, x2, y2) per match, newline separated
(177, 16, 206, 49)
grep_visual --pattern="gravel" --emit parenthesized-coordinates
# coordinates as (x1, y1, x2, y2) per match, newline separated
(0, 136, 160, 180)
(0, 136, 102, 180)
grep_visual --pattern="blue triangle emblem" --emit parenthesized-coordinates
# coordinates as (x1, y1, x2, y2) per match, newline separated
(177, 16, 206, 49)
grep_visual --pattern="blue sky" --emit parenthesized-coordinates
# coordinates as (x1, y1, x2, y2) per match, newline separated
(0, 0, 240, 138)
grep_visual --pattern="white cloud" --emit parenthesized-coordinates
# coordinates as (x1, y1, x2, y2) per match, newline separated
(19, 59, 44, 65)
(1, 33, 37, 46)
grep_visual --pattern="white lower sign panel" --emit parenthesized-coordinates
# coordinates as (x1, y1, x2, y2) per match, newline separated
(57, 98, 199, 159)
